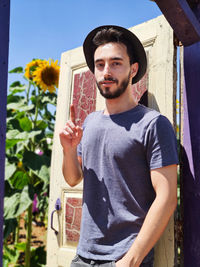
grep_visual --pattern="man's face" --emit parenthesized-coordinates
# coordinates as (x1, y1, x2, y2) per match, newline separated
(94, 42, 138, 99)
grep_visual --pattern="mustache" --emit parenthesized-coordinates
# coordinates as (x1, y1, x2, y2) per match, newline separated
(98, 77, 118, 84)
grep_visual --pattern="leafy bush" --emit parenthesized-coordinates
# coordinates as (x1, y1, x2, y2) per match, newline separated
(4, 59, 59, 266)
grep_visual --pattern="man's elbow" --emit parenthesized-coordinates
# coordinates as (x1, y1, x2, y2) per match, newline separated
(157, 191, 177, 215)
(64, 176, 82, 187)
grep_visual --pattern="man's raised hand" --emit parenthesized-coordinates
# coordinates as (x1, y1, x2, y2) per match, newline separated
(59, 104, 83, 151)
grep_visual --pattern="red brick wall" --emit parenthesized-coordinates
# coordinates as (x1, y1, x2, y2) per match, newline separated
(72, 70, 96, 126)
(66, 198, 82, 243)
(132, 73, 147, 103)
(65, 70, 96, 243)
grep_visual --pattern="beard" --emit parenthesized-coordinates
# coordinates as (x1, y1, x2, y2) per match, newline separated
(96, 71, 131, 99)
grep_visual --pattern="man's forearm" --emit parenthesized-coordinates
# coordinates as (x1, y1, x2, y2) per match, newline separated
(62, 148, 83, 187)
(121, 195, 177, 266)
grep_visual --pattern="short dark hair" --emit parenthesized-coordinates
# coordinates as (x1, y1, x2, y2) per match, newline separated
(92, 27, 136, 65)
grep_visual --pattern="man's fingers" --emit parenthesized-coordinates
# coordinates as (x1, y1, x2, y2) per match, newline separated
(59, 129, 72, 139)
(61, 120, 79, 139)
(70, 104, 76, 125)
(76, 126, 83, 138)
(64, 125, 74, 135)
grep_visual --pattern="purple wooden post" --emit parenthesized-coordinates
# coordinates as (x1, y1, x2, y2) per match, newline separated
(0, 0, 10, 266)
(154, 0, 200, 46)
(183, 4, 200, 266)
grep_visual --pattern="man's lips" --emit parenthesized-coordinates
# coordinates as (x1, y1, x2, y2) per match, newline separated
(102, 81, 115, 85)
(99, 79, 118, 86)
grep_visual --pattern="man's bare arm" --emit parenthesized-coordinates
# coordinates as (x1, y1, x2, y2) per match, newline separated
(62, 150, 83, 187)
(116, 164, 177, 267)
(59, 105, 83, 187)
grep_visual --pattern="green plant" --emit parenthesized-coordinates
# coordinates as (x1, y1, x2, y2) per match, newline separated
(4, 59, 59, 266)
(3, 244, 20, 267)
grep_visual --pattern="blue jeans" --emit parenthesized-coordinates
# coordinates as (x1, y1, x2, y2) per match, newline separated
(70, 255, 153, 267)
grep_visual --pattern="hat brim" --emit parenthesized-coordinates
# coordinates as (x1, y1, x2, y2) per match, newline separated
(83, 25, 147, 84)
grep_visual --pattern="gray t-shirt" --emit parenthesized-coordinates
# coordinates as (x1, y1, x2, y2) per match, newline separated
(77, 104, 178, 261)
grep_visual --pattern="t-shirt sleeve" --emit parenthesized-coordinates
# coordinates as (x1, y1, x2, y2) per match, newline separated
(144, 115, 179, 170)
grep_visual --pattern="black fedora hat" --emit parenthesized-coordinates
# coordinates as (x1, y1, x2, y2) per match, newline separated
(83, 25, 147, 84)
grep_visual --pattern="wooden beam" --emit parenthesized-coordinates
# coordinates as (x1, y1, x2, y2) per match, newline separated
(154, 0, 200, 46)
(0, 1, 10, 265)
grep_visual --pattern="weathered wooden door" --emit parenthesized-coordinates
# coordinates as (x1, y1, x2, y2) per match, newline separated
(47, 15, 177, 267)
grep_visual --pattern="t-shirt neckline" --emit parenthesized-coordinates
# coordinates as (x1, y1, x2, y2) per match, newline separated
(101, 104, 142, 118)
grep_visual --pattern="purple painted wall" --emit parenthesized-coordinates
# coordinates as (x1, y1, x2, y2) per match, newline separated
(183, 5, 200, 265)
(183, 43, 200, 266)
(0, 0, 10, 265)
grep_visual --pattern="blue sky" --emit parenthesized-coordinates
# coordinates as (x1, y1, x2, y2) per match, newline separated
(8, 0, 161, 85)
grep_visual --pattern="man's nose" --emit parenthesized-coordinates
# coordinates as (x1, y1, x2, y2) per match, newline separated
(103, 63, 111, 77)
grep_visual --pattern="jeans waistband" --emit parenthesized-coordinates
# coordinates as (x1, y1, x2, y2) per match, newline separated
(78, 255, 113, 264)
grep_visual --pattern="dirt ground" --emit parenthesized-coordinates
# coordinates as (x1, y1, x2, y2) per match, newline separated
(19, 216, 47, 247)
(4, 216, 47, 266)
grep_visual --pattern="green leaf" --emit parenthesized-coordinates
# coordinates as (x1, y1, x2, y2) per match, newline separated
(30, 95, 36, 105)
(15, 242, 26, 251)
(7, 101, 34, 112)
(9, 171, 30, 190)
(3, 218, 18, 239)
(6, 129, 41, 152)
(27, 130, 42, 139)
(22, 104, 35, 112)
(3, 245, 20, 264)
(6, 129, 24, 139)
(6, 129, 41, 140)
(10, 81, 22, 88)
(7, 99, 25, 109)
(3, 256, 9, 267)
(7, 94, 23, 105)
(4, 185, 34, 219)
(15, 111, 27, 120)
(38, 165, 49, 185)
(6, 129, 19, 139)
(30, 246, 46, 267)
(9, 66, 23, 73)
(4, 180, 15, 198)
(15, 142, 26, 155)
(6, 117, 21, 131)
(41, 94, 57, 105)
(36, 120, 48, 130)
(6, 139, 21, 150)
(9, 81, 26, 94)
(43, 109, 55, 121)
(5, 161, 16, 180)
(34, 131, 46, 143)
(23, 150, 50, 171)
(19, 117, 32, 131)
(10, 86, 26, 95)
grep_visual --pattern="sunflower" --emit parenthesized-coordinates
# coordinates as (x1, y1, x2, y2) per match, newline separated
(33, 59, 60, 93)
(24, 59, 47, 80)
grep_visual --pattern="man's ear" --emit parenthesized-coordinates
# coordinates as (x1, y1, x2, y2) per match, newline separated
(130, 62, 139, 78)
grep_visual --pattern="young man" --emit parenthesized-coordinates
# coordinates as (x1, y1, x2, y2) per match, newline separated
(59, 25, 179, 267)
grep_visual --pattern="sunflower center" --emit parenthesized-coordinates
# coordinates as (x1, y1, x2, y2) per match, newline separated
(41, 66, 58, 86)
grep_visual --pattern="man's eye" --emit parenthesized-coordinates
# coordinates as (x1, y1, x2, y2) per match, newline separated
(112, 62, 121, 66)
(96, 63, 104, 68)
